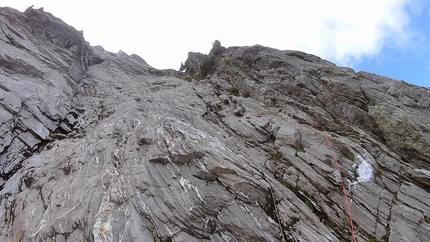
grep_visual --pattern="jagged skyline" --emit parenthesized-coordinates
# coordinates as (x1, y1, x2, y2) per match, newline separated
(2, 0, 429, 87)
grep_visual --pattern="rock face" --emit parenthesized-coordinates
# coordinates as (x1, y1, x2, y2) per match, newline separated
(0, 6, 102, 182)
(1, 6, 430, 242)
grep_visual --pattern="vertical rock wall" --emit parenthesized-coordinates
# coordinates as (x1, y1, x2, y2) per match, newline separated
(0, 6, 429, 242)
(0, 7, 101, 183)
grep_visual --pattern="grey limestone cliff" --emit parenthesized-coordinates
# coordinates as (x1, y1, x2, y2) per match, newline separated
(0, 6, 430, 242)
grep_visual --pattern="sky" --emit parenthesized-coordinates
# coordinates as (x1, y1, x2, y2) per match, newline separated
(1, 0, 429, 87)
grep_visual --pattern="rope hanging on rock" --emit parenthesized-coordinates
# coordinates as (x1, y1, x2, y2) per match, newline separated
(322, 126, 357, 242)
(222, 112, 357, 242)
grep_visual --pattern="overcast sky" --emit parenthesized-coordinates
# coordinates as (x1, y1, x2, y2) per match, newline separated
(2, 0, 429, 87)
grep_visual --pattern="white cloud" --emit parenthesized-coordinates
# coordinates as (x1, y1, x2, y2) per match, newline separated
(0, 0, 421, 69)
(298, 0, 414, 65)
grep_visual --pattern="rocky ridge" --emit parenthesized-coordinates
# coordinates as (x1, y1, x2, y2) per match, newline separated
(0, 6, 430, 242)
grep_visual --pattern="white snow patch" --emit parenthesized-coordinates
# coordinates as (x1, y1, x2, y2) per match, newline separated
(353, 155, 374, 183)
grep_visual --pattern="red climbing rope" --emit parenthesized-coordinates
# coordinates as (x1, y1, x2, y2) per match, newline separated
(220, 112, 357, 242)
(322, 127, 357, 242)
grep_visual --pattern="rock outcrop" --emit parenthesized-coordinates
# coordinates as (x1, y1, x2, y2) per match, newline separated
(0, 6, 102, 182)
(1, 6, 429, 242)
